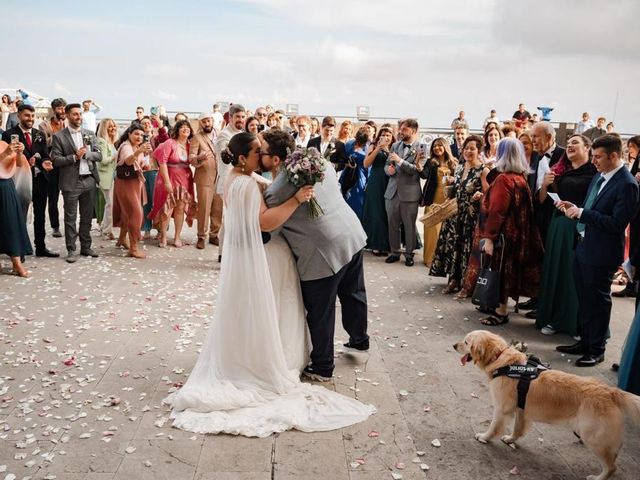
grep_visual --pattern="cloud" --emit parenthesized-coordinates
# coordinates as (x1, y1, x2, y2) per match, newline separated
(143, 64, 189, 78)
(152, 90, 178, 101)
(52, 82, 71, 96)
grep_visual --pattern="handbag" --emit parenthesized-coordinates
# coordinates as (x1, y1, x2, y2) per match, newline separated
(418, 198, 458, 229)
(471, 235, 505, 309)
(115, 144, 137, 179)
(340, 156, 358, 195)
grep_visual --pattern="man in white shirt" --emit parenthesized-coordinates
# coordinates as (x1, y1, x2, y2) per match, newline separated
(574, 112, 594, 134)
(294, 116, 312, 147)
(51, 103, 102, 263)
(307, 116, 348, 171)
(450, 111, 468, 130)
(80, 99, 101, 132)
(483, 109, 500, 129)
(211, 103, 225, 133)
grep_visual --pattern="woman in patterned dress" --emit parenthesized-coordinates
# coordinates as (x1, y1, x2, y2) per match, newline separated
(430, 135, 488, 294)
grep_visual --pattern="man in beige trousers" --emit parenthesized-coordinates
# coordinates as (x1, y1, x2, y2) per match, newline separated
(189, 112, 221, 250)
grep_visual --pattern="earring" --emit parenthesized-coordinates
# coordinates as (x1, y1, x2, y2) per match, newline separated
(241, 162, 246, 173)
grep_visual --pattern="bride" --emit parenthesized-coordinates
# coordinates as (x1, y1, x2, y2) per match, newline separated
(163, 132, 375, 437)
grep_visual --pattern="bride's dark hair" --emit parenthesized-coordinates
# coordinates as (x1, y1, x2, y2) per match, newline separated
(220, 132, 257, 165)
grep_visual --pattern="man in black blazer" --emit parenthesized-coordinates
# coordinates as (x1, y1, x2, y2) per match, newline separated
(306, 116, 348, 171)
(556, 135, 639, 366)
(449, 125, 467, 160)
(1, 104, 59, 257)
(518, 121, 565, 317)
(51, 103, 102, 263)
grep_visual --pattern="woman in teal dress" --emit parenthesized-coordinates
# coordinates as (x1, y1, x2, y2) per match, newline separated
(341, 128, 369, 220)
(618, 304, 640, 394)
(361, 126, 395, 254)
(535, 134, 597, 337)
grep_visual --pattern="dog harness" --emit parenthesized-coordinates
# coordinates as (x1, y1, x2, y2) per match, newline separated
(491, 356, 550, 409)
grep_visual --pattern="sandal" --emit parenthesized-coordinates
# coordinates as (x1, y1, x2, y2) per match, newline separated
(481, 313, 509, 326)
(442, 282, 460, 294)
(453, 291, 469, 300)
(476, 306, 495, 315)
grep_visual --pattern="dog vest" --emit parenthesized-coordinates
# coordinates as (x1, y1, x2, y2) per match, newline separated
(491, 356, 550, 409)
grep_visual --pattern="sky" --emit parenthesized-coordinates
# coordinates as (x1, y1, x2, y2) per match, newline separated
(1, 0, 639, 132)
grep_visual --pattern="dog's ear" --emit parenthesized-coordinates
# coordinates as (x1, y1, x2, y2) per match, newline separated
(469, 337, 485, 365)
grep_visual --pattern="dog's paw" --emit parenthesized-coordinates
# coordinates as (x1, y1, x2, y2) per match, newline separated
(501, 435, 516, 445)
(475, 433, 489, 444)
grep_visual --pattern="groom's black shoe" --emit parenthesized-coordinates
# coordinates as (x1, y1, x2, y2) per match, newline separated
(302, 366, 332, 382)
(343, 339, 370, 353)
(385, 254, 400, 264)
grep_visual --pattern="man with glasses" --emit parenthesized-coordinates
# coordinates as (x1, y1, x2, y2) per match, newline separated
(294, 115, 311, 147)
(255, 107, 268, 132)
(134, 106, 144, 123)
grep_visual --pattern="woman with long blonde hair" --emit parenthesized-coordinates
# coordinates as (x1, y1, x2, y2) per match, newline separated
(96, 119, 119, 240)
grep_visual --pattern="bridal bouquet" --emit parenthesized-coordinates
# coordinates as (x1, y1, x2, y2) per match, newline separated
(284, 146, 327, 218)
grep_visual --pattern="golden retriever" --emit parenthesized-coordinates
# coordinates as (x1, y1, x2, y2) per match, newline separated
(453, 330, 640, 480)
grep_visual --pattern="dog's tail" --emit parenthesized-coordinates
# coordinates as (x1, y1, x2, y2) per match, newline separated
(615, 390, 640, 426)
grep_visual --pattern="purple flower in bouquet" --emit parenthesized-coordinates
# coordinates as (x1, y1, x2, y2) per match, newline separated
(283, 146, 327, 218)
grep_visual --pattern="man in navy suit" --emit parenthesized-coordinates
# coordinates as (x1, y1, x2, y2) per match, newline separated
(556, 135, 639, 367)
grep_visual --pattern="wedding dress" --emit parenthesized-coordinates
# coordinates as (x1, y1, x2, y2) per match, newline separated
(163, 175, 374, 437)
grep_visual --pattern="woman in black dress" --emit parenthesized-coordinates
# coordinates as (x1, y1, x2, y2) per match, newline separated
(361, 127, 395, 255)
(0, 140, 32, 277)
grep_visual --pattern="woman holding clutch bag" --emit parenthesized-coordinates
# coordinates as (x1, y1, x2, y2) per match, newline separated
(419, 137, 457, 267)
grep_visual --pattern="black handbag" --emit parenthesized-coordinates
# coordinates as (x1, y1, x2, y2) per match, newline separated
(340, 157, 358, 195)
(471, 235, 505, 309)
(116, 163, 136, 179)
(115, 145, 137, 179)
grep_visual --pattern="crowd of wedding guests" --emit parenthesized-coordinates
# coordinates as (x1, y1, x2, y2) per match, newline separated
(0, 98, 638, 392)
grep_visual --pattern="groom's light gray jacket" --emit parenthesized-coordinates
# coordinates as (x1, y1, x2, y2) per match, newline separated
(264, 163, 366, 281)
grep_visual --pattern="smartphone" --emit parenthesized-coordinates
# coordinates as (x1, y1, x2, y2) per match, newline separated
(10, 134, 19, 144)
(419, 143, 427, 155)
(150, 106, 158, 115)
(83, 135, 91, 146)
(143, 134, 150, 143)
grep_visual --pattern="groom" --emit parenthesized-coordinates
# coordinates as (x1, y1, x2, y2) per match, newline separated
(261, 129, 369, 381)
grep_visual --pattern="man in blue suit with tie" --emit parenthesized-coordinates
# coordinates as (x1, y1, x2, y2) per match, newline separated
(556, 135, 639, 366)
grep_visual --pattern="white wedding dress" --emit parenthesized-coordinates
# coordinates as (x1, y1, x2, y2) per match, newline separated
(163, 175, 375, 437)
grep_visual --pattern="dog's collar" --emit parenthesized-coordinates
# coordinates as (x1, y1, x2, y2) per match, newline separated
(491, 348, 508, 364)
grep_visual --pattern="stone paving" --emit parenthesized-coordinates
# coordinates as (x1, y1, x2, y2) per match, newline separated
(1, 222, 639, 480)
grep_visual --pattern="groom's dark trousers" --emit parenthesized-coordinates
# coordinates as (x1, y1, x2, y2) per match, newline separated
(300, 250, 369, 377)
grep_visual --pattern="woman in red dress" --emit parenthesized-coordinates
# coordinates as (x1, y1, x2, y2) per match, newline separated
(475, 137, 543, 325)
(148, 120, 197, 248)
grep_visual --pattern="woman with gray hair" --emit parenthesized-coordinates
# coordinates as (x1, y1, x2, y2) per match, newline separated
(466, 137, 543, 325)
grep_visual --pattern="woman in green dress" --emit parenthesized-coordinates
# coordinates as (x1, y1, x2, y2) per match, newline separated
(536, 134, 597, 336)
(430, 135, 488, 294)
(362, 126, 395, 255)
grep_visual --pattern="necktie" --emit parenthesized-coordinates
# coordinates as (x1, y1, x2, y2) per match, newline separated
(403, 144, 412, 149)
(24, 131, 32, 150)
(576, 175, 605, 235)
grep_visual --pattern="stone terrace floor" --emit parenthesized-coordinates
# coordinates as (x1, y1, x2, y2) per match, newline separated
(1, 222, 638, 480)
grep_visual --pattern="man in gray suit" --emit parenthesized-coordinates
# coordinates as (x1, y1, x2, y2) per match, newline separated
(261, 129, 369, 382)
(384, 118, 425, 266)
(51, 103, 102, 263)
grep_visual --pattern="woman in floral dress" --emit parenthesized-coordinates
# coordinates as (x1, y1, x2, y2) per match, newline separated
(430, 135, 488, 295)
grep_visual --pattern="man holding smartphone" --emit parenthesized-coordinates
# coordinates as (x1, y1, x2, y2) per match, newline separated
(51, 103, 102, 263)
(2, 104, 59, 257)
(383, 118, 426, 266)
